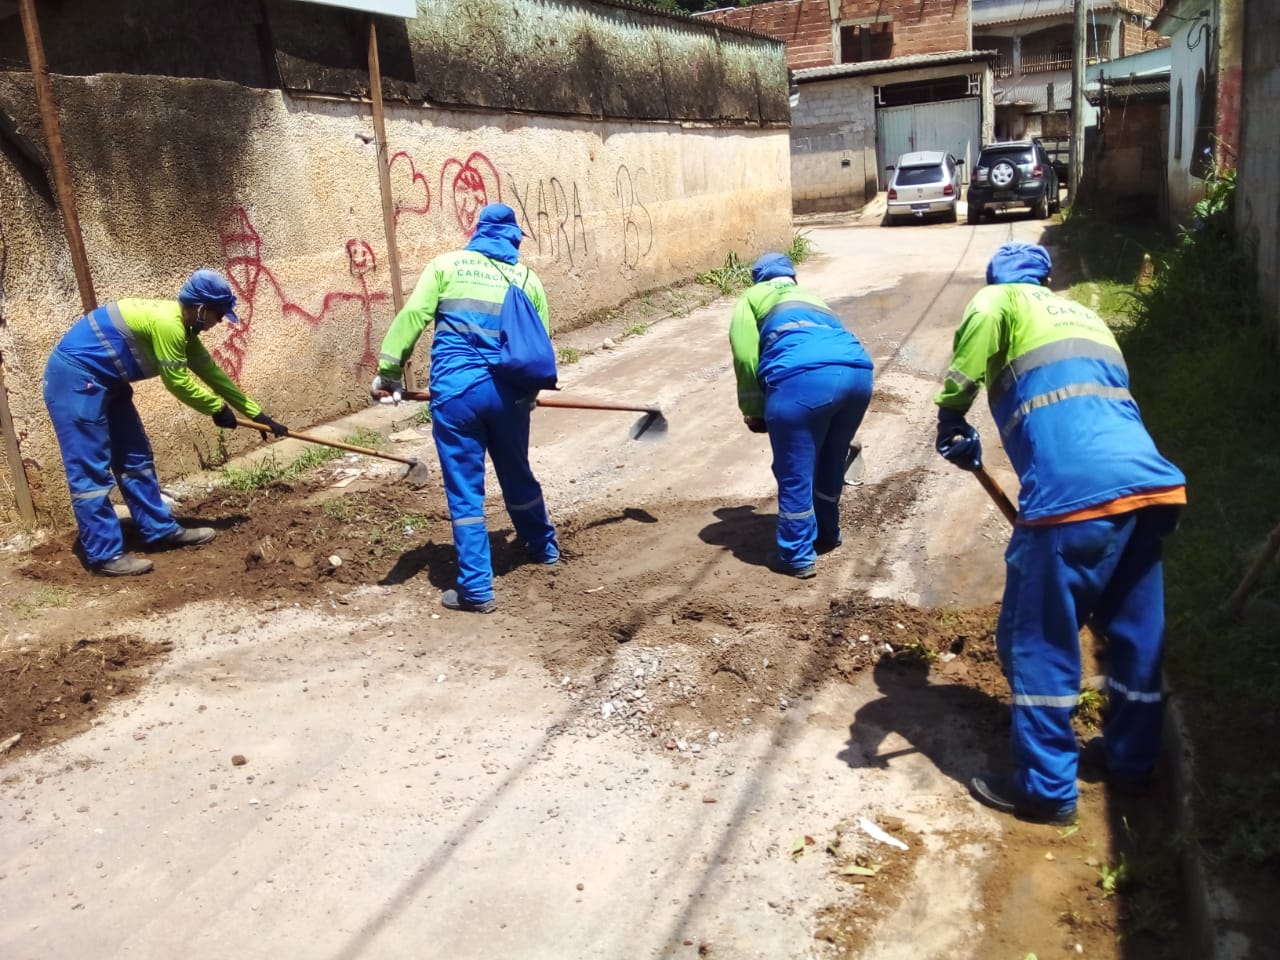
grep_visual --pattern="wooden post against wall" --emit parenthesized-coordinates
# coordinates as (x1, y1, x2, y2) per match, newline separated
(0, 355, 37, 525)
(366, 15, 411, 388)
(1067, 0, 1087, 204)
(19, 0, 97, 313)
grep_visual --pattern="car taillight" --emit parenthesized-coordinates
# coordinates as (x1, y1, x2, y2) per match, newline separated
(888, 188, 898, 200)
(943, 183, 954, 196)
(1032, 165, 1043, 178)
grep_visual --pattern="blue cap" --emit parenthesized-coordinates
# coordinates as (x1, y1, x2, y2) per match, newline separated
(985, 242, 1052, 285)
(751, 253, 797, 284)
(178, 269, 240, 324)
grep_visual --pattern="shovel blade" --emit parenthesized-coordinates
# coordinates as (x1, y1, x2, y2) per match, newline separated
(843, 441, 865, 486)
(629, 410, 668, 441)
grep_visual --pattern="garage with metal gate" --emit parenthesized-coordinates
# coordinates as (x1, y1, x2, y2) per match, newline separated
(875, 77, 984, 185)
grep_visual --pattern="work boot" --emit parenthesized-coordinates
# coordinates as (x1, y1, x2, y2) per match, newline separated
(969, 773, 1077, 826)
(95, 553, 154, 577)
(815, 535, 843, 555)
(766, 551, 817, 580)
(440, 589, 497, 614)
(1079, 737, 1154, 797)
(152, 526, 216, 549)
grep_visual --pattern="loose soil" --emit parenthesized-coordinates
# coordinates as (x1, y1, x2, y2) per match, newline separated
(2, 452, 1177, 958)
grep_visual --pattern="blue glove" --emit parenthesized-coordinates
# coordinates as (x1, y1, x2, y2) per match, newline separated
(370, 374, 403, 405)
(935, 408, 982, 471)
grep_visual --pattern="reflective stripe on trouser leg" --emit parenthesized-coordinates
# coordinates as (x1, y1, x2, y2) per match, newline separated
(431, 391, 494, 603)
(813, 366, 873, 543)
(765, 378, 820, 568)
(486, 383, 558, 561)
(1003, 514, 1141, 804)
(42, 352, 127, 564)
(107, 389, 179, 543)
(1093, 506, 1174, 781)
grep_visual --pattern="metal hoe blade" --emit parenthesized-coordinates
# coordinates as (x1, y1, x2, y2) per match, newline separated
(401, 459, 432, 489)
(843, 441, 865, 486)
(629, 409, 669, 441)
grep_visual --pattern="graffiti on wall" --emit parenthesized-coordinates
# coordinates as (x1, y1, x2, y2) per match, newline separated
(389, 151, 432, 228)
(440, 151, 502, 236)
(214, 208, 388, 381)
(615, 165, 654, 270)
(509, 176, 590, 267)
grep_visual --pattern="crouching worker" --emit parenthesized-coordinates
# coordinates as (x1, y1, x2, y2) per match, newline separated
(43, 270, 288, 577)
(372, 203, 559, 614)
(729, 253, 875, 579)
(935, 242, 1186, 825)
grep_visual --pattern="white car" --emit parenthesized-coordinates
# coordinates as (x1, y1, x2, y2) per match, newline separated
(883, 151, 962, 225)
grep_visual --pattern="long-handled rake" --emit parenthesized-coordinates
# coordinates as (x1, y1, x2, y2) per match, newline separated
(395, 390, 669, 440)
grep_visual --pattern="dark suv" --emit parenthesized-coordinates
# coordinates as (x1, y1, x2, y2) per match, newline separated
(966, 140, 1061, 224)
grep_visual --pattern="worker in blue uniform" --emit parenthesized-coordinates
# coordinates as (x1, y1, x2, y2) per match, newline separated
(729, 253, 875, 578)
(372, 203, 558, 614)
(43, 270, 288, 577)
(935, 242, 1186, 824)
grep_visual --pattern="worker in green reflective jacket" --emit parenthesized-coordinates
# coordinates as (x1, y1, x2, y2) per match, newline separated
(43, 270, 288, 577)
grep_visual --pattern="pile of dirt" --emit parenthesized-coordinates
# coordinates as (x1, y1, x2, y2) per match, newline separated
(0, 635, 171, 762)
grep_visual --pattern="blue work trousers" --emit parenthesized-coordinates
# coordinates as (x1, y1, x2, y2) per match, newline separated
(42, 350, 180, 564)
(431, 376, 558, 603)
(997, 505, 1178, 805)
(763, 364, 873, 568)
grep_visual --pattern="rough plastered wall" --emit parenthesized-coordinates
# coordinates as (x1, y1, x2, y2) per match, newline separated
(1236, 0, 1280, 342)
(0, 80, 789, 528)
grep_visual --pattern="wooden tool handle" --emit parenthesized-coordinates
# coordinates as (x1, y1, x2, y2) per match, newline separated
(975, 466, 1019, 525)
(397, 389, 658, 416)
(235, 418, 418, 467)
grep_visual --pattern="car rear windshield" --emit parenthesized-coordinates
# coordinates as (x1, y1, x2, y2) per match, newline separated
(896, 166, 943, 185)
(981, 149, 1033, 165)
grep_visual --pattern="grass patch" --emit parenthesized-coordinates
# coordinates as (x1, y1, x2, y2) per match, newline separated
(220, 426, 386, 492)
(557, 346, 581, 364)
(786, 229, 815, 265)
(624, 322, 650, 337)
(11, 585, 73, 620)
(697, 251, 753, 296)
(1061, 171, 1280, 873)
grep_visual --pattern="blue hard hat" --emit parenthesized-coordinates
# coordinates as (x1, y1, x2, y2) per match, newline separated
(986, 243, 1052, 285)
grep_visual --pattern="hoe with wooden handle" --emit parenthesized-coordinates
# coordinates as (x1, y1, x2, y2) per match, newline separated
(235, 418, 431, 488)
(394, 389, 669, 440)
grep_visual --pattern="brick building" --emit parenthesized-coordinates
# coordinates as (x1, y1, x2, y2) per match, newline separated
(698, 0, 972, 71)
(698, 1, 992, 213)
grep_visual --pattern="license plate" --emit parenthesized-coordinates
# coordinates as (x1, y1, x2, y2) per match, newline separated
(911, 202, 930, 211)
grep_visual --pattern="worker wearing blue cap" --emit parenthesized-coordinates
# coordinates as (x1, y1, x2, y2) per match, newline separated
(935, 242, 1186, 825)
(729, 252, 875, 578)
(42, 269, 289, 576)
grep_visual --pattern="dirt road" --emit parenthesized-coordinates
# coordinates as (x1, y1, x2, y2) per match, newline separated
(1, 210, 1137, 959)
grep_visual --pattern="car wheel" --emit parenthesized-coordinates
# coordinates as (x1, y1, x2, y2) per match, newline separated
(881, 212, 896, 227)
(946, 205, 958, 224)
(967, 204, 983, 225)
(1032, 190, 1049, 219)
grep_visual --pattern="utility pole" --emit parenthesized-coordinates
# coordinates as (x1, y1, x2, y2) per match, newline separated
(1067, 0, 1087, 204)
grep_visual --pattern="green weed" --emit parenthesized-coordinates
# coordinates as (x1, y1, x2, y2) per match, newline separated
(697, 251, 753, 296)
(12, 585, 73, 620)
(557, 346, 581, 364)
(625, 322, 650, 337)
(221, 446, 342, 491)
(786, 229, 815, 264)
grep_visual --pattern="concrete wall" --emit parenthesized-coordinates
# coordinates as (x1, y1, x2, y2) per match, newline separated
(0, 1, 791, 527)
(1163, 7, 1210, 223)
(1236, 0, 1280, 340)
(791, 61, 993, 213)
(1092, 98, 1167, 218)
(790, 77, 878, 212)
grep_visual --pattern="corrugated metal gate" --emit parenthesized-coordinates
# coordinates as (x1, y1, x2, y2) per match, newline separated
(876, 98, 981, 186)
